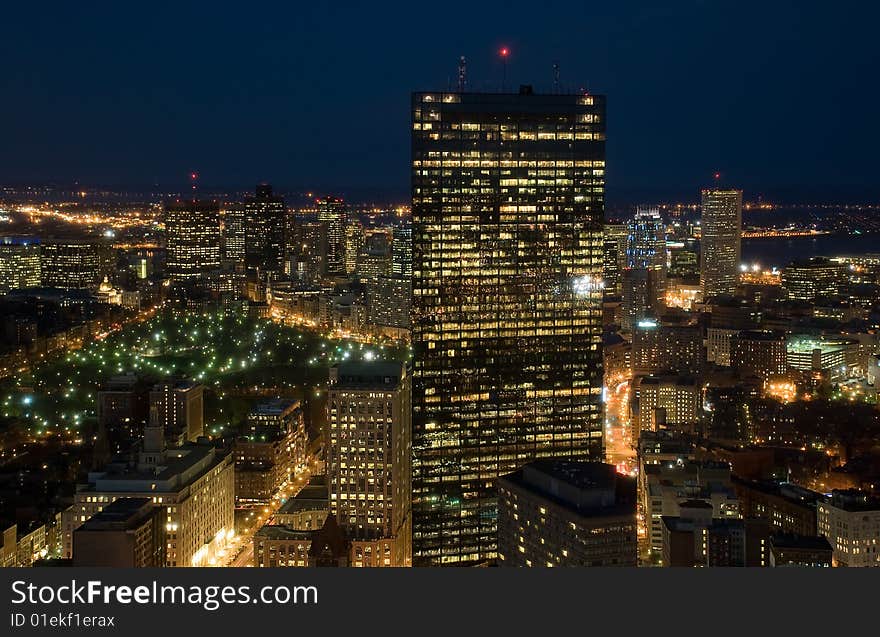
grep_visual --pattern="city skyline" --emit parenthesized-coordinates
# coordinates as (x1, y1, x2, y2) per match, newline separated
(2, 2, 880, 203)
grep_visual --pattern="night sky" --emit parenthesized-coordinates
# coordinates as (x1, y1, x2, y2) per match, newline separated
(2, 1, 878, 202)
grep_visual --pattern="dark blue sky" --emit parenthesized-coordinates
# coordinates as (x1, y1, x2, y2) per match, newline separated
(1, 1, 878, 202)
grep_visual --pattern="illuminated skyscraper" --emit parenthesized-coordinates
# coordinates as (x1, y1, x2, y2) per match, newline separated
(626, 207, 665, 271)
(344, 218, 363, 274)
(40, 239, 107, 290)
(621, 207, 667, 331)
(0, 237, 41, 293)
(164, 199, 221, 283)
(317, 197, 347, 277)
(700, 189, 742, 299)
(244, 184, 286, 274)
(411, 88, 606, 565)
(327, 361, 412, 567)
(222, 206, 247, 263)
(392, 222, 412, 278)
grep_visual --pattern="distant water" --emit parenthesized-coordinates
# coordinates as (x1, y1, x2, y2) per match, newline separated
(741, 232, 880, 268)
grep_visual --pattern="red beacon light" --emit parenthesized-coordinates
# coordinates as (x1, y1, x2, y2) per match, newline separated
(499, 47, 510, 58)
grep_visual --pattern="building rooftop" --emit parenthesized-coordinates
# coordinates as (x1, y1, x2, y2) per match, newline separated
(500, 460, 636, 517)
(330, 361, 406, 389)
(249, 398, 299, 417)
(84, 441, 229, 493)
(277, 476, 328, 515)
(770, 533, 832, 551)
(76, 497, 153, 531)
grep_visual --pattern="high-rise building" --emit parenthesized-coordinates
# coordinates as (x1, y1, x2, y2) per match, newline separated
(344, 218, 363, 275)
(602, 224, 627, 296)
(631, 319, 704, 378)
(317, 197, 347, 277)
(0, 237, 41, 293)
(781, 257, 849, 301)
(392, 222, 413, 278)
(729, 330, 788, 380)
(327, 361, 412, 567)
(357, 231, 392, 282)
(149, 381, 205, 445)
(621, 207, 667, 329)
(411, 88, 606, 565)
(290, 221, 327, 284)
(368, 276, 411, 332)
(636, 375, 701, 433)
(222, 206, 247, 263)
(164, 200, 222, 283)
(497, 461, 637, 567)
(626, 207, 666, 270)
(244, 184, 286, 274)
(40, 240, 104, 290)
(700, 189, 742, 299)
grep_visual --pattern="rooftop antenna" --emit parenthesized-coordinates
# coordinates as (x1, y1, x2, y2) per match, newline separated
(458, 55, 467, 92)
(499, 46, 510, 91)
(553, 61, 560, 93)
(189, 171, 198, 200)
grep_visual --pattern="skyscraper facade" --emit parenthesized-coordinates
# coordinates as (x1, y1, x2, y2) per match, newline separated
(327, 361, 412, 567)
(392, 222, 413, 278)
(621, 207, 667, 331)
(411, 88, 606, 565)
(164, 200, 222, 283)
(0, 237, 41, 293)
(317, 197, 347, 277)
(700, 189, 742, 299)
(244, 184, 286, 275)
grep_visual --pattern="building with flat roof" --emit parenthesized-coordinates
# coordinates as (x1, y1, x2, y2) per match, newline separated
(327, 360, 411, 566)
(497, 461, 637, 567)
(0, 236, 41, 293)
(275, 475, 329, 530)
(700, 189, 742, 299)
(733, 477, 821, 536)
(643, 460, 740, 556)
(769, 533, 832, 567)
(411, 89, 606, 565)
(661, 501, 768, 567)
(62, 420, 233, 567)
(72, 497, 165, 567)
(817, 490, 880, 567)
(149, 380, 205, 445)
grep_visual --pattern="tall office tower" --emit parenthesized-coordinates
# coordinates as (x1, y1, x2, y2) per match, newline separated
(621, 207, 667, 330)
(602, 224, 627, 295)
(626, 207, 666, 271)
(164, 199, 222, 283)
(222, 206, 247, 263)
(357, 231, 392, 282)
(411, 88, 606, 565)
(781, 257, 849, 301)
(244, 184, 286, 274)
(40, 240, 103, 290)
(317, 197, 347, 277)
(392, 222, 413, 278)
(327, 361, 412, 567)
(0, 237, 41, 293)
(700, 189, 742, 299)
(149, 381, 205, 445)
(344, 218, 363, 274)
